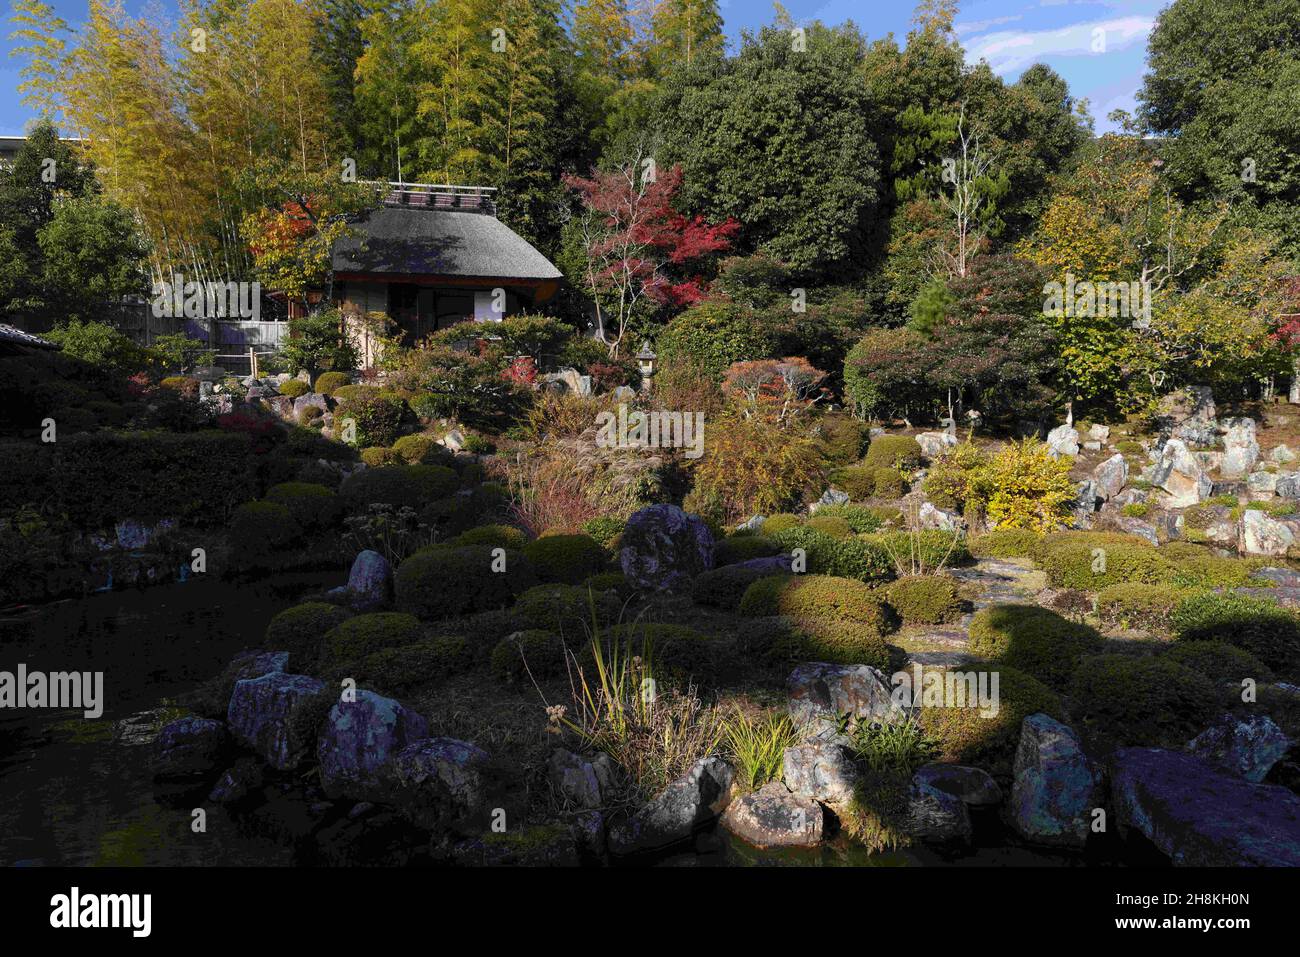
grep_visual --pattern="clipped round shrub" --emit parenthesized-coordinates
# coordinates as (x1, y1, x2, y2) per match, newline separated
(298, 405, 324, 426)
(1096, 583, 1183, 634)
(738, 575, 894, 635)
(967, 528, 1041, 559)
(769, 526, 894, 582)
(354, 635, 471, 691)
(760, 513, 803, 535)
(582, 571, 633, 600)
(1069, 654, 1218, 748)
(264, 601, 354, 662)
(1168, 549, 1262, 588)
(265, 481, 341, 530)
(319, 612, 423, 669)
(817, 415, 871, 467)
(1171, 591, 1300, 673)
(514, 583, 618, 635)
(1163, 640, 1272, 684)
(392, 433, 455, 466)
(522, 534, 606, 584)
(600, 622, 718, 683)
(967, 604, 1104, 689)
(278, 379, 310, 398)
(361, 446, 402, 467)
(715, 534, 781, 566)
(807, 515, 852, 539)
(869, 530, 971, 569)
(1038, 537, 1176, 590)
(813, 503, 886, 533)
(873, 469, 909, 499)
(229, 500, 301, 553)
(451, 524, 530, 550)
(886, 575, 962, 625)
(920, 665, 1062, 775)
(341, 464, 458, 510)
(788, 617, 890, 669)
(828, 465, 878, 500)
(396, 545, 537, 620)
(864, 434, 924, 469)
(490, 629, 567, 680)
(314, 371, 351, 396)
(581, 516, 625, 550)
(692, 564, 772, 611)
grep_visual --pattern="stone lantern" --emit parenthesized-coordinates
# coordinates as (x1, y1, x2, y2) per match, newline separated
(635, 341, 657, 392)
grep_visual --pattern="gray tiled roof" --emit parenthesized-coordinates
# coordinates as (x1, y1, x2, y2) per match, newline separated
(0, 323, 59, 349)
(332, 207, 563, 281)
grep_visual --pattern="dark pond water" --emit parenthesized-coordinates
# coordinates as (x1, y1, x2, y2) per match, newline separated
(1, 575, 1103, 868)
(0, 573, 343, 866)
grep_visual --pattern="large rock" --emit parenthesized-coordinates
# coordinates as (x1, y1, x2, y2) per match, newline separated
(733, 554, 795, 575)
(317, 690, 429, 800)
(913, 764, 1002, 807)
(819, 487, 850, 506)
(1240, 508, 1296, 556)
(907, 777, 972, 842)
(721, 781, 824, 848)
(607, 756, 733, 855)
(227, 672, 326, 770)
(1221, 417, 1260, 479)
(1092, 453, 1128, 501)
(1271, 444, 1297, 464)
(915, 431, 957, 459)
(1187, 713, 1291, 783)
(547, 749, 615, 810)
(1110, 748, 1300, 866)
(1009, 713, 1100, 849)
(918, 501, 959, 531)
(1112, 515, 1159, 545)
(619, 504, 714, 592)
(1160, 385, 1218, 447)
(1046, 424, 1080, 458)
(345, 549, 393, 612)
(1247, 470, 1279, 496)
(382, 737, 496, 834)
(1151, 438, 1212, 508)
(292, 392, 329, 419)
(787, 663, 906, 742)
(153, 717, 230, 781)
(782, 741, 859, 806)
(1276, 471, 1300, 499)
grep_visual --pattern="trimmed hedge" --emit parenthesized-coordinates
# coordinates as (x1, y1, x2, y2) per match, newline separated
(768, 526, 895, 582)
(807, 515, 853, 539)
(522, 534, 606, 584)
(396, 545, 537, 620)
(760, 513, 803, 535)
(692, 564, 772, 611)
(265, 481, 341, 530)
(920, 665, 1063, 776)
(715, 533, 781, 566)
(1095, 583, 1182, 634)
(872, 469, 909, 499)
(514, 583, 619, 634)
(817, 415, 871, 466)
(738, 575, 894, 636)
(263, 602, 354, 663)
(278, 379, 310, 398)
(1069, 654, 1218, 748)
(599, 622, 718, 683)
(229, 500, 302, 555)
(828, 465, 878, 500)
(966, 604, 1104, 689)
(353, 635, 471, 691)
(313, 371, 351, 396)
(812, 503, 887, 533)
(360, 446, 402, 467)
(450, 524, 530, 550)
(1171, 591, 1300, 673)
(582, 571, 634, 600)
(787, 616, 890, 669)
(392, 433, 457, 466)
(1039, 537, 1176, 590)
(868, 530, 970, 570)
(490, 630, 568, 681)
(864, 434, 924, 469)
(886, 575, 962, 625)
(319, 612, 424, 669)
(0, 431, 258, 528)
(967, 528, 1041, 560)
(1163, 640, 1272, 684)
(340, 465, 458, 510)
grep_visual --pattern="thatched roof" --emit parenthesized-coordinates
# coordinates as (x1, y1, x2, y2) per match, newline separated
(332, 206, 562, 282)
(0, 323, 59, 349)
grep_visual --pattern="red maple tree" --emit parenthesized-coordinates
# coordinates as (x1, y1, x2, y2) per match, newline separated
(564, 160, 738, 357)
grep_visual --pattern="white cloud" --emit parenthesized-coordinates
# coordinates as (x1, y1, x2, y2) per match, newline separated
(955, 15, 1024, 36)
(963, 16, 1154, 74)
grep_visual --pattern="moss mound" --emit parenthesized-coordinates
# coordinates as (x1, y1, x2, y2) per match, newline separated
(967, 604, 1104, 689)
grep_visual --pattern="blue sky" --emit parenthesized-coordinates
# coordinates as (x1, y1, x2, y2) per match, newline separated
(0, 0, 1167, 136)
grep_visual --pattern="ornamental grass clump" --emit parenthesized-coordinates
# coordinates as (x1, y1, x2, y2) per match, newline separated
(723, 708, 803, 793)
